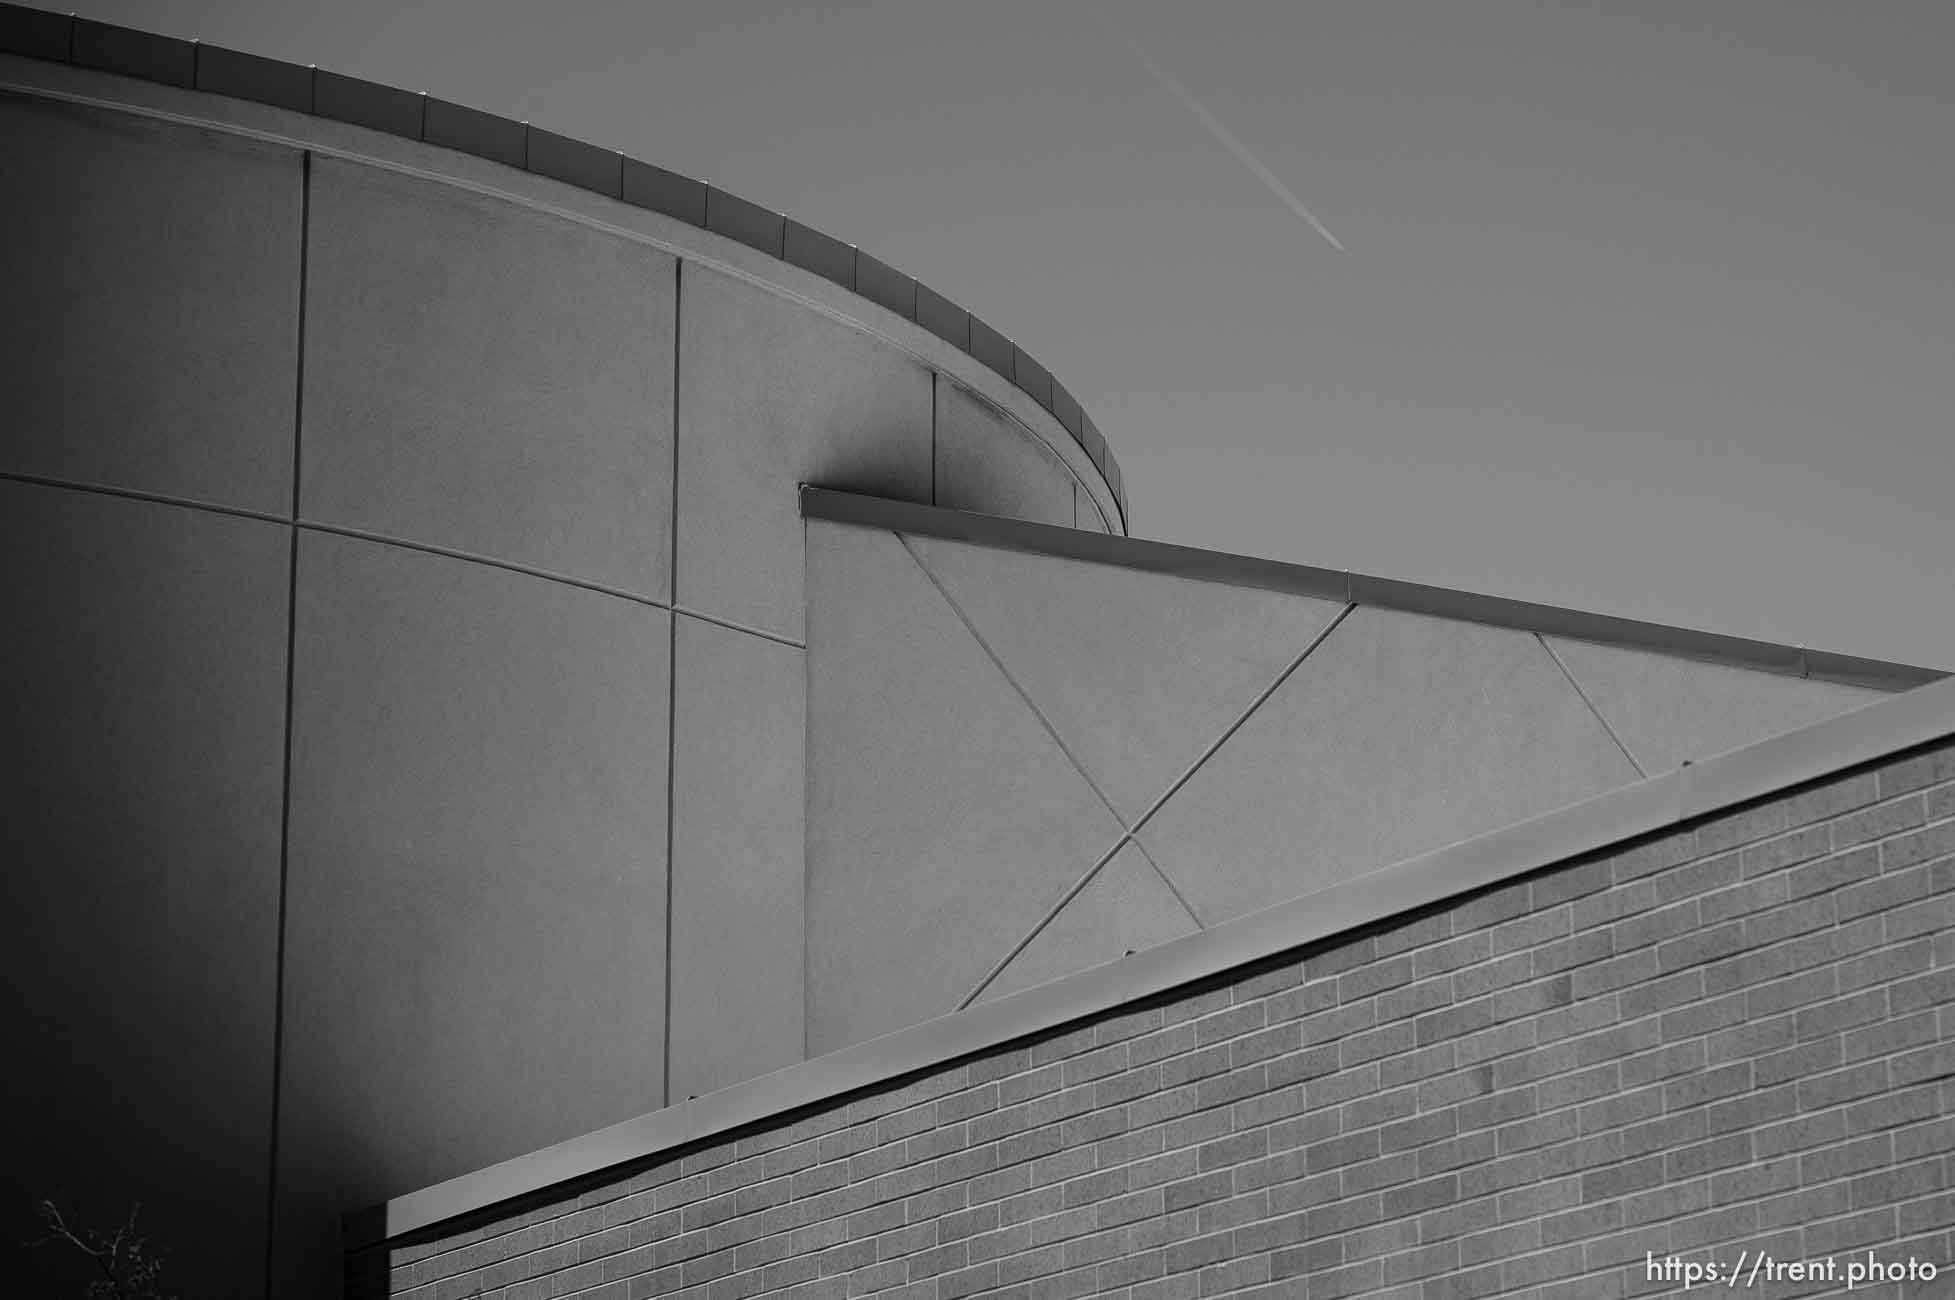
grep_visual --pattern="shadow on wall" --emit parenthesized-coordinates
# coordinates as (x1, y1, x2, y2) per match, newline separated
(1, 485, 289, 1300)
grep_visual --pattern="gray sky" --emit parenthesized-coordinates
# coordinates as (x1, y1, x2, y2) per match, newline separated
(88, 0, 1955, 669)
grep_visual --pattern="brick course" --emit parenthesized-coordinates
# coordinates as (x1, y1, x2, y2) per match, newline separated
(355, 739, 1955, 1300)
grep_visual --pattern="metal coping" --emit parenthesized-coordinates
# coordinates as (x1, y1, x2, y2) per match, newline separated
(0, 1, 1127, 532)
(350, 511, 1955, 1251)
(801, 489, 1945, 692)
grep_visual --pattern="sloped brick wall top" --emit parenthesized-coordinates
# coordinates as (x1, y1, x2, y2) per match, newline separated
(354, 738, 1955, 1300)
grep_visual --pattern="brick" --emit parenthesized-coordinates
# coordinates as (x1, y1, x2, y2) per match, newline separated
(1838, 938, 1934, 993)
(1621, 1111, 1705, 1159)
(1417, 930, 1493, 977)
(1417, 1198, 1500, 1248)
(1540, 1202, 1620, 1246)
(1381, 1042, 1460, 1089)
(1893, 1041, 1955, 1087)
(1612, 832, 1696, 881)
(1891, 968, 1955, 1016)
(1845, 1010, 1940, 1065)
(1233, 961, 1305, 1003)
(1536, 996, 1617, 1045)
(1454, 881, 1533, 932)
(1655, 855, 1740, 906)
(1881, 746, 1955, 796)
(1579, 1084, 1663, 1138)
(1572, 880, 1657, 932)
(1704, 1082, 1797, 1137)
(1344, 1021, 1417, 1065)
(1573, 948, 1661, 999)
(1379, 975, 1454, 1022)
(1835, 795, 1927, 848)
(1619, 1039, 1705, 1089)
(1343, 1152, 1421, 1197)
(1839, 864, 1934, 921)
(1193, 1003, 1263, 1046)
(1128, 1025, 1198, 1067)
(1885, 819, 1955, 870)
(1534, 930, 1613, 975)
(1697, 803, 1788, 854)
(1344, 1084, 1420, 1131)
(1493, 908, 1572, 956)
(1308, 936, 1377, 979)
(1803, 1206, 1897, 1255)
(1664, 1061, 1752, 1110)
(1374, 911, 1450, 959)
(1418, 1131, 1496, 1177)
(1339, 954, 1415, 1001)
(1741, 823, 1833, 876)
(1660, 989, 1747, 1042)
(1888, 894, 1955, 942)
(1623, 1177, 1709, 1226)
(1796, 987, 1889, 1039)
(1658, 922, 1748, 971)
(1850, 1157, 1944, 1210)
(1537, 1061, 1619, 1110)
(1534, 857, 1615, 907)
(1899, 1191, 1955, 1237)
(1778, 772, 1879, 828)
(1668, 1202, 1755, 1251)
(1748, 967, 1838, 1018)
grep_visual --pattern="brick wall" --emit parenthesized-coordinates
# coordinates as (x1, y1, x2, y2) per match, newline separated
(356, 740, 1955, 1300)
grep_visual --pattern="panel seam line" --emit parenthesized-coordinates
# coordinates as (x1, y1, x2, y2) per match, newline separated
(957, 836, 1130, 1010)
(1128, 835, 1204, 930)
(1536, 632, 1648, 779)
(262, 146, 309, 1299)
(0, 473, 803, 647)
(662, 257, 682, 1106)
(895, 533, 1134, 834)
(1127, 602, 1358, 842)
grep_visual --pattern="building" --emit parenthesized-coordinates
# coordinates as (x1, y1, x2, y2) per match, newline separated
(4, 8, 1954, 1299)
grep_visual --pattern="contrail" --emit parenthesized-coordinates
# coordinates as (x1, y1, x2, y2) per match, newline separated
(1107, 20, 1348, 254)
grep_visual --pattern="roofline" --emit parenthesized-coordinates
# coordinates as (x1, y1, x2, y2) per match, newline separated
(0, 1, 1126, 529)
(350, 649, 1955, 1250)
(802, 488, 1945, 692)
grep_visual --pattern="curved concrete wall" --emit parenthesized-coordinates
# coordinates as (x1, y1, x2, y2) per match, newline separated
(0, 45, 1119, 1300)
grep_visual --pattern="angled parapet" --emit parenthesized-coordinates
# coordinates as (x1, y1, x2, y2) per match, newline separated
(351, 536, 1955, 1278)
(801, 489, 1940, 1054)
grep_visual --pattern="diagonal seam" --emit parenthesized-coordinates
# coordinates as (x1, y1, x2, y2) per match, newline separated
(1536, 632, 1648, 779)
(956, 834, 1131, 1010)
(1129, 835, 1202, 929)
(897, 532, 1136, 834)
(1128, 602, 1357, 843)
(959, 600, 1355, 1008)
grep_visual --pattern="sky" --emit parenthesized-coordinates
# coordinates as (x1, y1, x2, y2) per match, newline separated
(78, 0, 1955, 670)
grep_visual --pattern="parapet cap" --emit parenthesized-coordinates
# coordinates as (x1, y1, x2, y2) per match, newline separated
(0, 2, 1129, 530)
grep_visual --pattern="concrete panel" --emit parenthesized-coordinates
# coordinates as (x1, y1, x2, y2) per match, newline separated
(977, 844, 1198, 1003)
(669, 616, 806, 1100)
(1546, 637, 1884, 774)
(806, 520, 1124, 1053)
(0, 95, 300, 513)
(1075, 484, 1110, 533)
(1141, 607, 1642, 925)
(275, 533, 669, 1297)
(677, 267, 931, 640)
(932, 378, 1074, 528)
(0, 481, 287, 1300)
(302, 157, 675, 596)
(905, 534, 1345, 823)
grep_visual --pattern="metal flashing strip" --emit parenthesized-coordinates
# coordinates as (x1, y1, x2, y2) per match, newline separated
(798, 489, 1944, 693)
(353, 617, 1955, 1249)
(0, 0, 1127, 527)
